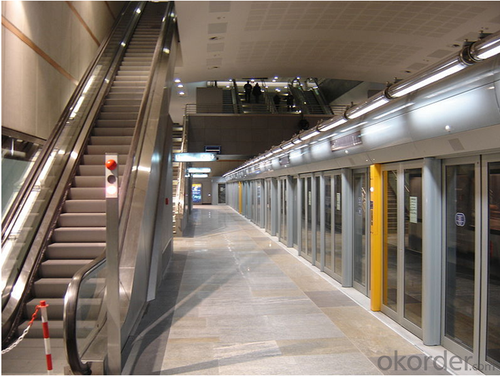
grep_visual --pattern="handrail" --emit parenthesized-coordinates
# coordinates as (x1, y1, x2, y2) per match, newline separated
(63, 255, 105, 375)
(63, 2, 176, 374)
(120, 2, 174, 212)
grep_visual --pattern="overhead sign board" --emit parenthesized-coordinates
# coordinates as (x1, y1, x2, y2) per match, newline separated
(174, 153, 217, 162)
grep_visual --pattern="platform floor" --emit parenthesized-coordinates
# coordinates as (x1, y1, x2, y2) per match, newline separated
(122, 205, 454, 375)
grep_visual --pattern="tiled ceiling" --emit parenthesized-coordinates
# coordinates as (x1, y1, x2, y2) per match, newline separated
(175, 1, 500, 84)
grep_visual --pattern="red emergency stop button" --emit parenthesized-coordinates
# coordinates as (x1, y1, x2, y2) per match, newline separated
(106, 159, 117, 170)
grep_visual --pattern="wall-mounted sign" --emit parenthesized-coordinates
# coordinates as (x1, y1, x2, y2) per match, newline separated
(187, 167, 211, 173)
(410, 196, 418, 223)
(192, 183, 202, 203)
(455, 212, 466, 227)
(279, 155, 290, 166)
(174, 153, 217, 162)
(331, 131, 362, 151)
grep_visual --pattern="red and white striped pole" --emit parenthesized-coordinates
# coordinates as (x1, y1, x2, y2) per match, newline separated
(39, 301, 53, 374)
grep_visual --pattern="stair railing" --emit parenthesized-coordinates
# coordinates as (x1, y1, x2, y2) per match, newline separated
(64, 2, 177, 374)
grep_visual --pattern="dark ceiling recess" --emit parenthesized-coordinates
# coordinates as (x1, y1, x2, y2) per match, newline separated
(318, 78, 363, 103)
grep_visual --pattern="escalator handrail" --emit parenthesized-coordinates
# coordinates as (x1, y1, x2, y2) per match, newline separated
(120, 2, 175, 211)
(63, 254, 106, 375)
(63, 3, 176, 374)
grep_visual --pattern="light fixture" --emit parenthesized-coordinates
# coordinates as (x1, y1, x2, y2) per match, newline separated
(471, 33, 500, 60)
(346, 92, 390, 119)
(299, 130, 320, 140)
(187, 167, 211, 173)
(388, 57, 465, 98)
(319, 118, 347, 132)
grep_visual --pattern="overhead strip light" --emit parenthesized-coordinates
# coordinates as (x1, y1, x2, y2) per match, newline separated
(319, 118, 347, 132)
(346, 92, 390, 119)
(300, 129, 320, 140)
(388, 58, 466, 98)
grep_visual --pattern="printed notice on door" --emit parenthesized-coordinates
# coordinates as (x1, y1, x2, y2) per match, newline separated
(410, 196, 418, 223)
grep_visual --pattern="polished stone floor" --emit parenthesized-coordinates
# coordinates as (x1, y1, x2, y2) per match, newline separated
(122, 205, 452, 375)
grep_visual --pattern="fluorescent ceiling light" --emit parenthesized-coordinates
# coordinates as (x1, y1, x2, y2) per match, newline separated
(319, 118, 347, 132)
(300, 130, 320, 140)
(390, 61, 465, 98)
(348, 97, 389, 119)
(476, 44, 500, 59)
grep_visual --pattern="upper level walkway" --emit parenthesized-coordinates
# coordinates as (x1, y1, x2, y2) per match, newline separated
(122, 205, 454, 375)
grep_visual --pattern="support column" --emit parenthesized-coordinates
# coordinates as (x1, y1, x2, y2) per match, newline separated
(422, 158, 442, 345)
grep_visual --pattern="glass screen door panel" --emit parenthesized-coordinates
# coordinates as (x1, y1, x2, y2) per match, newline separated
(404, 168, 423, 328)
(353, 172, 367, 289)
(315, 176, 321, 264)
(280, 179, 288, 243)
(445, 164, 475, 350)
(256, 181, 262, 226)
(292, 177, 298, 247)
(325, 176, 333, 271)
(301, 177, 313, 259)
(334, 175, 342, 277)
(265, 181, 271, 232)
(383, 170, 398, 312)
(301, 178, 307, 254)
(486, 161, 500, 368)
(306, 177, 313, 258)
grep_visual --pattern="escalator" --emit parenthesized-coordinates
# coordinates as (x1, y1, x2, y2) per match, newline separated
(2, 2, 177, 373)
(18, 4, 163, 340)
(289, 78, 333, 115)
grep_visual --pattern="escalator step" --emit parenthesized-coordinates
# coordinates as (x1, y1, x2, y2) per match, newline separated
(32, 278, 73, 298)
(52, 227, 106, 243)
(63, 200, 105, 213)
(39, 259, 94, 278)
(46, 243, 105, 259)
